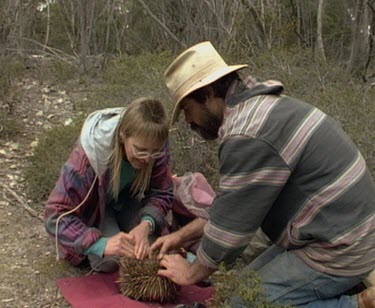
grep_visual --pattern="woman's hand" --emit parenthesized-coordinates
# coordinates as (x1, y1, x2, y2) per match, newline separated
(150, 232, 182, 260)
(129, 221, 151, 259)
(104, 232, 135, 257)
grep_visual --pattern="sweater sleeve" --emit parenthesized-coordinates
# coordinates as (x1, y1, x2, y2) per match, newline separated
(84, 237, 108, 257)
(197, 136, 290, 268)
(139, 142, 174, 234)
(44, 144, 102, 265)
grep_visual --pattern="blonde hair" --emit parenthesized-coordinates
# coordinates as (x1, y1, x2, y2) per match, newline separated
(109, 97, 169, 200)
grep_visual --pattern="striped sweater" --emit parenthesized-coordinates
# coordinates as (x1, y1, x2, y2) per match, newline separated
(197, 78, 375, 277)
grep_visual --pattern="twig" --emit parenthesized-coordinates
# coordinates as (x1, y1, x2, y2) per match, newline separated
(8, 35, 77, 65)
(0, 183, 43, 222)
(133, 0, 186, 48)
(203, 0, 233, 39)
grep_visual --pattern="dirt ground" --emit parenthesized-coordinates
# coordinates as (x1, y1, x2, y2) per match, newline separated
(0, 73, 89, 308)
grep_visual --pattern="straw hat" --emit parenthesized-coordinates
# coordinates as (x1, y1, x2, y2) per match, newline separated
(165, 41, 247, 124)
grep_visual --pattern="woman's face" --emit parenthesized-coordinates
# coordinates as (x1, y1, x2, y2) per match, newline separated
(123, 135, 164, 169)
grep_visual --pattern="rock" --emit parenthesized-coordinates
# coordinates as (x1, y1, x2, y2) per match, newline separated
(64, 118, 73, 126)
(6, 142, 19, 151)
(30, 139, 39, 148)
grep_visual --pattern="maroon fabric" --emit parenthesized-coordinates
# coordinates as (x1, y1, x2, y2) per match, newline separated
(57, 272, 213, 308)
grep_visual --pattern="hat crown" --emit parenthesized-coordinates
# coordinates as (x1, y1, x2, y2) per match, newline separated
(165, 42, 227, 101)
(165, 41, 247, 124)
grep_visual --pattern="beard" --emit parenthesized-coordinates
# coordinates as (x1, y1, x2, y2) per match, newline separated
(190, 106, 223, 140)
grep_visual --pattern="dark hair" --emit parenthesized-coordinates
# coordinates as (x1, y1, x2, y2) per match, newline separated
(187, 72, 240, 104)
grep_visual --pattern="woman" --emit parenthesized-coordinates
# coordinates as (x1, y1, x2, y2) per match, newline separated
(44, 98, 173, 272)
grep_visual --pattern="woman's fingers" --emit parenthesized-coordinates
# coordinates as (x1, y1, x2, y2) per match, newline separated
(119, 232, 135, 257)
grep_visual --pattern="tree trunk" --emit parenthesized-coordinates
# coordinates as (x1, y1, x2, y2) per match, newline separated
(315, 0, 326, 62)
(78, 0, 87, 74)
(347, 0, 369, 75)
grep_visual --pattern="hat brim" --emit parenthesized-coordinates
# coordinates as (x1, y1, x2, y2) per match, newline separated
(170, 64, 247, 125)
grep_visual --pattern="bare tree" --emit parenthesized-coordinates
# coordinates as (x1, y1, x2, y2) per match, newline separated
(347, 0, 370, 75)
(315, 0, 326, 62)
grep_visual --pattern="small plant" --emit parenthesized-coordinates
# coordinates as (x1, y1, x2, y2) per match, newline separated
(0, 111, 23, 140)
(209, 263, 291, 308)
(48, 58, 77, 82)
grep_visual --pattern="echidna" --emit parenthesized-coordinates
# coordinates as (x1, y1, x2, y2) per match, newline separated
(117, 257, 179, 303)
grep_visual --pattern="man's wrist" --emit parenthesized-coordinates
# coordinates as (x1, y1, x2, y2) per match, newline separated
(188, 259, 216, 285)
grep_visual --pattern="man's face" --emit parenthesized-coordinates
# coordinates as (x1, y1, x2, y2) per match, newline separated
(180, 95, 224, 140)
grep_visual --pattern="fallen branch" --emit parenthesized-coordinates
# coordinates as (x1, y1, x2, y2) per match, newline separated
(0, 183, 43, 222)
(8, 35, 77, 65)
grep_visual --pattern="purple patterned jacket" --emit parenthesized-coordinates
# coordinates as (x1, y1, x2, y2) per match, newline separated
(44, 108, 173, 265)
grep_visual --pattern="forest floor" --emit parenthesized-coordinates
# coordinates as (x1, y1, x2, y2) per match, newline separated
(0, 70, 90, 308)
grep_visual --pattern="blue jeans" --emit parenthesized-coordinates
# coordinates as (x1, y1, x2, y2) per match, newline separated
(231, 245, 368, 307)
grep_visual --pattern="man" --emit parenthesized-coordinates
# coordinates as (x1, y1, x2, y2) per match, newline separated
(156, 41, 375, 307)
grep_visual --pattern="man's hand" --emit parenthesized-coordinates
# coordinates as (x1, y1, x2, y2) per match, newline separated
(151, 218, 207, 259)
(104, 232, 135, 257)
(158, 254, 194, 285)
(129, 221, 151, 259)
(150, 232, 182, 259)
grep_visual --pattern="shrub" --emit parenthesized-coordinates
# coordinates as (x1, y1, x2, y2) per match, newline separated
(0, 55, 25, 140)
(0, 111, 23, 140)
(0, 56, 25, 101)
(210, 263, 291, 308)
(25, 119, 82, 202)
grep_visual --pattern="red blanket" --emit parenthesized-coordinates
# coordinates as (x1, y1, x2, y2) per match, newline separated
(57, 272, 213, 308)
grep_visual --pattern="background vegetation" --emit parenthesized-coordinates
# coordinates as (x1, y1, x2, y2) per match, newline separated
(1, 0, 375, 306)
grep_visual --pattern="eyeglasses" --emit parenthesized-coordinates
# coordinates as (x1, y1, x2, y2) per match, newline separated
(130, 142, 165, 160)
